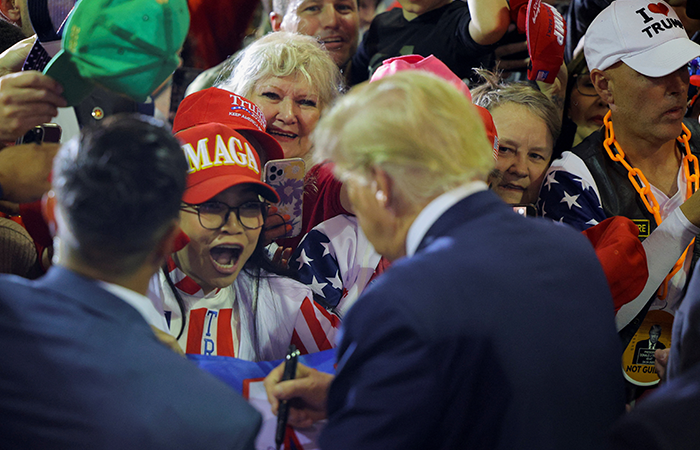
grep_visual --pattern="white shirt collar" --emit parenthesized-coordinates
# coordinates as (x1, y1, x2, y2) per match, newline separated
(99, 281, 170, 332)
(405, 181, 488, 257)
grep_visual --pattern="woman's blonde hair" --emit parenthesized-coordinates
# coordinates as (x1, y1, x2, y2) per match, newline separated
(312, 71, 495, 204)
(217, 32, 343, 110)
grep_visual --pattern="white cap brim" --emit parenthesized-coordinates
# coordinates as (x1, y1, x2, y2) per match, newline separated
(623, 37, 700, 77)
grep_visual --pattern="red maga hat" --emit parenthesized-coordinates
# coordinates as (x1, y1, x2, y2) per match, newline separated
(173, 88, 284, 163)
(176, 123, 280, 204)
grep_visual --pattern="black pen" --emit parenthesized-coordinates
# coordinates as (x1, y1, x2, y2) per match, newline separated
(275, 344, 300, 450)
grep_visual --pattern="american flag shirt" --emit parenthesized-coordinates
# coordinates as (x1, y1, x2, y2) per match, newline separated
(148, 261, 340, 361)
(539, 150, 700, 329)
(292, 215, 387, 318)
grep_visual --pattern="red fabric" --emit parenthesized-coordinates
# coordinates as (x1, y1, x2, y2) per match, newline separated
(18, 201, 51, 248)
(216, 308, 235, 357)
(582, 216, 648, 312)
(173, 228, 190, 253)
(509, 0, 528, 32)
(186, 0, 258, 69)
(290, 329, 309, 355)
(526, 0, 566, 84)
(277, 161, 351, 252)
(185, 308, 207, 354)
(300, 298, 334, 351)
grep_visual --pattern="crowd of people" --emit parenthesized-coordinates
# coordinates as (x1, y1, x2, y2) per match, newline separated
(1, 0, 700, 448)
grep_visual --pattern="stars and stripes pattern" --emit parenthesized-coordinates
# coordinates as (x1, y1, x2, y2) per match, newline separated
(292, 215, 384, 317)
(153, 258, 339, 360)
(538, 151, 607, 231)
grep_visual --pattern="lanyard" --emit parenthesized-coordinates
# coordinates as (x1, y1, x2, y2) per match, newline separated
(602, 110, 699, 299)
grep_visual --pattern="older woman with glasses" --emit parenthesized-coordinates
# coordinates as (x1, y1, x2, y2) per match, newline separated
(148, 104, 338, 361)
(565, 52, 610, 147)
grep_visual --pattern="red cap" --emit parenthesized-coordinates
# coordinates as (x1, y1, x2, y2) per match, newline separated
(509, 0, 529, 33)
(368, 54, 498, 154)
(370, 54, 472, 100)
(173, 88, 284, 163)
(581, 216, 648, 312)
(176, 123, 280, 204)
(526, 0, 566, 84)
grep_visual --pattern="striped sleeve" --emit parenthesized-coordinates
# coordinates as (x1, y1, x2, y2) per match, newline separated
(291, 296, 340, 355)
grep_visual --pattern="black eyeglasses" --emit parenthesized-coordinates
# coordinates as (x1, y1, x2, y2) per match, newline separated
(181, 201, 267, 230)
(573, 73, 599, 97)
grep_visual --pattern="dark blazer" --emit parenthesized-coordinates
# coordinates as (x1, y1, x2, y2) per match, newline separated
(0, 267, 261, 449)
(320, 190, 625, 450)
(609, 360, 700, 450)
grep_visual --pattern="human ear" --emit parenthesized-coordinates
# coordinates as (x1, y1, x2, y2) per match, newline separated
(590, 69, 613, 105)
(270, 11, 284, 31)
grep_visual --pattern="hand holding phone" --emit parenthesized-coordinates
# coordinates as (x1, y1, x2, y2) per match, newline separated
(264, 159, 305, 239)
(16, 123, 62, 145)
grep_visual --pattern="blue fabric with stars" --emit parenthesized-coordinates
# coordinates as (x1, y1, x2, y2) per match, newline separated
(292, 229, 345, 311)
(538, 151, 607, 231)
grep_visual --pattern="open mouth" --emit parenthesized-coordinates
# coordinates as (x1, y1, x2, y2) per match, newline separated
(318, 36, 344, 47)
(209, 244, 243, 274)
(268, 129, 298, 141)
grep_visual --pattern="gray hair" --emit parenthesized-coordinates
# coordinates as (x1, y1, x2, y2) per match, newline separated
(471, 69, 562, 142)
(217, 32, 343, 110)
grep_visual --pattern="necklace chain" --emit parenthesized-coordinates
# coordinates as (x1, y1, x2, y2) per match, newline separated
(602, 110, 697, 299)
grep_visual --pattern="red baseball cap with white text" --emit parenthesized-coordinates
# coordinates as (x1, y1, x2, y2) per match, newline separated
(174, 88, 284, 163)
(176, 123, 280, 204)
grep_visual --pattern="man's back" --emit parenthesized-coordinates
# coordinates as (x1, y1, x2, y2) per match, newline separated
(321, 191, 624, 450)
(0, 267, 261, 450)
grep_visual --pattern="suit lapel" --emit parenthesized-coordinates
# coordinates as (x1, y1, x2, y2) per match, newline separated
(416, 190, 505, 253)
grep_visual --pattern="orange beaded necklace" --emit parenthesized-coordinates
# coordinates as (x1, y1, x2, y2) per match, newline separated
(602, 110, 698, 299)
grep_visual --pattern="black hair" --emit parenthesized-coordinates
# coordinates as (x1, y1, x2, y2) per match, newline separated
(164, 198, 294, 343)
(53, 114, 188, 274)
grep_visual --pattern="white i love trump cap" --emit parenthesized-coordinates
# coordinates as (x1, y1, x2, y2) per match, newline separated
(584, 0, 700, 77)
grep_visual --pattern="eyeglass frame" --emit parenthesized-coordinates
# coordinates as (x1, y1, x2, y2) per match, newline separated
(572, 73, 599, 98)
(180, 200, 268, 231)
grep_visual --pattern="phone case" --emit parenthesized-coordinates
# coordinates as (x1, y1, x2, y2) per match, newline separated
(264, 158, 305, 238)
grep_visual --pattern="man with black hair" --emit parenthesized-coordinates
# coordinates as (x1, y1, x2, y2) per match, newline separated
(0, 115, 261, 450)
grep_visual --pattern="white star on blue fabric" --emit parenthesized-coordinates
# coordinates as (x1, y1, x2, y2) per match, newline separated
(308, 275, 328, 297)
(328, 271, 343, 290)
(321, 241, 332, 257)
(544, 171, 559, 191)
(296, 249, 313, 270)
(574, 176, 592, 191)
(585, 219, 599, 226)
(560, 191, 582, 209)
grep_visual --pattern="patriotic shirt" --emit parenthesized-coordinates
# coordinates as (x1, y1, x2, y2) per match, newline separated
(148, 261, 340, 361)
(539, 149, 699, 329)
(292, 215, 387, 318)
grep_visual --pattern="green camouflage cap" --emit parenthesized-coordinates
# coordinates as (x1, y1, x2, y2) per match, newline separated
(43, 0, 189, 106)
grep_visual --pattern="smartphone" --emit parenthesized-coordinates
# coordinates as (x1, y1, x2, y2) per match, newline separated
(264, 158, 305, 239)
(16, 123, 62, 145)
(512, 203, 537, 217)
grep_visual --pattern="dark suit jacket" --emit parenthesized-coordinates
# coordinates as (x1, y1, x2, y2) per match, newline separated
(320, 190, 625, 450)
(609, 361, 700, 450)
(668, 261, 700, 380)
(0, 267, 261, 449)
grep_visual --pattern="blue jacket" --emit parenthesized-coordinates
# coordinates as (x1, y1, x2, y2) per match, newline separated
(320, 190, 625, 450)
(0, 267, 261, 449)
